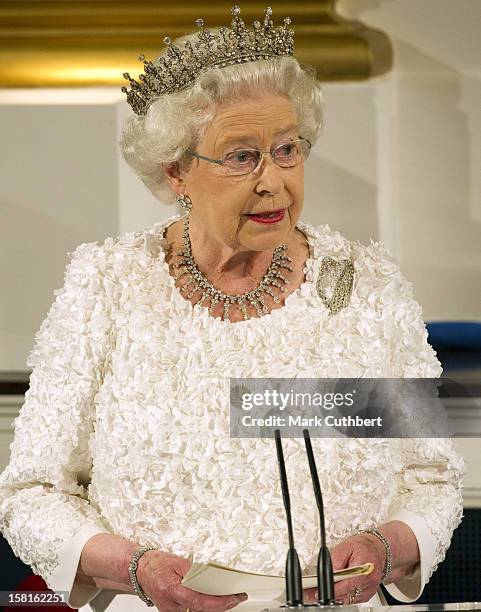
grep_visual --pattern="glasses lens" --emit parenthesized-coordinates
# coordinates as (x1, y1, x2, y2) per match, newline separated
(223, 149, 260, 175)
(273, 142, 300, 167)
(272, 140, 310, 167)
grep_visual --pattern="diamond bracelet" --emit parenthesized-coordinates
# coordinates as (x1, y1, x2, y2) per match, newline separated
(128, 545, 158, 606)
(356, 528, 392, 582)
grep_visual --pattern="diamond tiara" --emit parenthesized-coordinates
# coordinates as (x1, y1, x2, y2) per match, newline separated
(121, 5, 294, 116)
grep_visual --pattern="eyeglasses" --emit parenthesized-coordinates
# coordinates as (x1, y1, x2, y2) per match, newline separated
(191, 137, 312, 176)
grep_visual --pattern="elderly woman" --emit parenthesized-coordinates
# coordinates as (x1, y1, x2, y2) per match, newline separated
(0, 5, 465, 612)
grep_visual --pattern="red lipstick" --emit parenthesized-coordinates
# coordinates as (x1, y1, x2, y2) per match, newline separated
(246, 209, 285, 224)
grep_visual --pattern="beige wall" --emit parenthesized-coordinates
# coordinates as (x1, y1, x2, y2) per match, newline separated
(1, 0, 480, 371)
(0, 102, 119, 371)
(338, 0, 481, 320)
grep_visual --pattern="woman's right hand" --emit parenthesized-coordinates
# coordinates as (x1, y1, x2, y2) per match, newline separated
(136, 549, 248, 611)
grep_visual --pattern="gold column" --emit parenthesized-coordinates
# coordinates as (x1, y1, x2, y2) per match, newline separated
(0, 0, 392, 88)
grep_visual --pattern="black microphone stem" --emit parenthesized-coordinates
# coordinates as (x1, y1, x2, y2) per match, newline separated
(274, 429, 304, 607)
(303, 429, 336, 605)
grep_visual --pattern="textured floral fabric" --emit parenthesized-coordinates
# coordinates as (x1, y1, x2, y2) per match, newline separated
(0, 214, 465, 609)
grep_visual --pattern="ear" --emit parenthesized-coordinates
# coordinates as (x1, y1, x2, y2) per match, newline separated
(164, 161, 185, 195)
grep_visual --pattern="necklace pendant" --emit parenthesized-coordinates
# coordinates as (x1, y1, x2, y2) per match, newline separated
(238, 300, 250, 320)
(187, 284, 199, 299)
(198, 292, 210, 307)
(273, 271, 289, 284)
(173, 258, 190, 268)
(264, 285, 279, 303)
(257, 294, 268, 314)
(278, 262, 294, 271)
(181, 276, 195, 293)
(173, 268, 188, 281)
(249, 297, 262, 316)
(208, 298, 219, 316)
(271, 279, 286, 292)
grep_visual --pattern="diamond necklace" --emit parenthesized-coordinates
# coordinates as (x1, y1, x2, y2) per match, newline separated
(172, 215, 294, 321)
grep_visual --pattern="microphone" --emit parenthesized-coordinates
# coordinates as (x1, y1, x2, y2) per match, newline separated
(303, 429, 336, 605)
(274, 429, 304, 607)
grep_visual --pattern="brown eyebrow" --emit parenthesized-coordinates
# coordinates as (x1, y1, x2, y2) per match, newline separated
(217, 125, 299, 150)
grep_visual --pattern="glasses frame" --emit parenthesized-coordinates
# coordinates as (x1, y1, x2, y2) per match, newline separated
(191, 136, 312, 176)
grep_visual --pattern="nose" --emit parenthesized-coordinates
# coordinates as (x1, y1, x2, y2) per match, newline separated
(253, 153, 284, 196)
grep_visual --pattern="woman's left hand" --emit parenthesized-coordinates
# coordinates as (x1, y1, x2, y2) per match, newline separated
(303, 531, 386, 605)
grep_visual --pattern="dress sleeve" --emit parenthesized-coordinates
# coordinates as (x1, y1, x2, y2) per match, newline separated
(0, 242, 116, 609)
(361, 241, 466, 602)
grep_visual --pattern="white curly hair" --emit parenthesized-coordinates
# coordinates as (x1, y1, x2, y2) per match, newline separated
(119, 33, 324, 204)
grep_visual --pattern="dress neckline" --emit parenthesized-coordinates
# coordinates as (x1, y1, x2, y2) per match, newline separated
(150, 213, 321, 327)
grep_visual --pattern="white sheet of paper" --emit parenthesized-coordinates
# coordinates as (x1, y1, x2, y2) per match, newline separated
(181, 562, 374, 599)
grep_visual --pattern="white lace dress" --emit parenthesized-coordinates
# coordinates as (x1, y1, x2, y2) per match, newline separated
(0, 214, 465, 611)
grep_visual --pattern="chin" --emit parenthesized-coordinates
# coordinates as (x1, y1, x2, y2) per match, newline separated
(245, 230, 289, 253)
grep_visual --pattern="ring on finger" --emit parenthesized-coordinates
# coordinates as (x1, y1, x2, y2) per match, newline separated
(348, 586, 363, 604)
